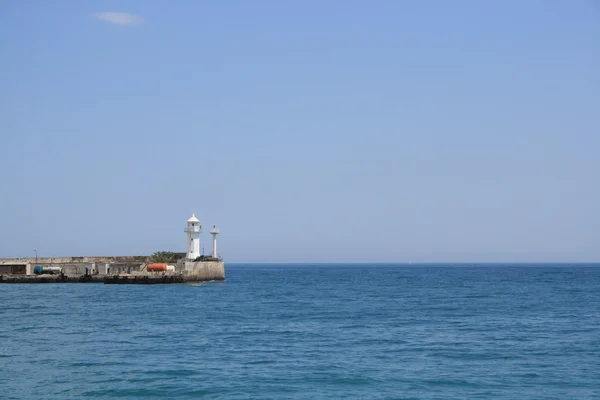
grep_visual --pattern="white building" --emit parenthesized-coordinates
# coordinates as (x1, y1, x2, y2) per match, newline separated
(184, 213, 201, 259)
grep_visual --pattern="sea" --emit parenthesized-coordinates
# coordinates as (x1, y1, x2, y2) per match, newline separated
(1, 264, 599, 399)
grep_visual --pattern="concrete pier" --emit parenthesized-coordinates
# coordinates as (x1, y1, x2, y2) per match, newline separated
(0, 260, 225, 284)
(181, 260, 225, 281)
(0, 274, 104, 283)
(0, 256, 152, 276)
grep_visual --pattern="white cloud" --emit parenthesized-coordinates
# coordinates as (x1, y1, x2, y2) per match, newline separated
(93, 12, 144, 26)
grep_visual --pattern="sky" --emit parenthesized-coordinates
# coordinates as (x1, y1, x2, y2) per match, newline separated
(1, 1, 599, 263)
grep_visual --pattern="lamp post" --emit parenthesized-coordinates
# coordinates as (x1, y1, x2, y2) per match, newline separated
(34, 249, 38, 264)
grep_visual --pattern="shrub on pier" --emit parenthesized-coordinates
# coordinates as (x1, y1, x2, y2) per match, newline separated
(149, 251, 180, 264)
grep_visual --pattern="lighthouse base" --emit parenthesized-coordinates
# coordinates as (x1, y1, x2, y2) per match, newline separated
(179, 260, 225, 280)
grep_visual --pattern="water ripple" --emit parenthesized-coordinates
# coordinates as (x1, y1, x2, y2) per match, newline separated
(2, 265, 600, 399)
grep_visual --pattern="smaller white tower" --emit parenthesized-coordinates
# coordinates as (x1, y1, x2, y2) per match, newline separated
(210, 225, 220, 259)
(185, 213, 201, 260)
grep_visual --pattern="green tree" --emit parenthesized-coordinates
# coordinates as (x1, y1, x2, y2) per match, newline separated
(150, 251, 179, 263)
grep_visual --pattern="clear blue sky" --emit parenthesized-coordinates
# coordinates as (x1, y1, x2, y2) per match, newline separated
(1, 1, 599, 262)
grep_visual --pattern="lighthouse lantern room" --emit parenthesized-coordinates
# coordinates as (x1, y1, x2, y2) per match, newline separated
(185, 213, 201, 260)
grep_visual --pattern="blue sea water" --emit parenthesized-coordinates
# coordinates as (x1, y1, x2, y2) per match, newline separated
(1, 264, 599, 399)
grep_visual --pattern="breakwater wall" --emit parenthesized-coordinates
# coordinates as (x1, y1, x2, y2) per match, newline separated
(0, 260, 225, 284)
(182, 261, 225, 280)
(0, 274, 106, 283)
(0, 256, 151, 264)
(0, 256, 152, 275)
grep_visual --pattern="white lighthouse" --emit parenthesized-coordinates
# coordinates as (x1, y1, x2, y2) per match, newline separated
(185, 213, 201, 260)
(210, 225, 220, 259)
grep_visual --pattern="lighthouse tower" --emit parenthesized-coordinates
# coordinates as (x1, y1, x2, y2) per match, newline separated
(185, 213, 201, 260)
(210, 225, 220, 259)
